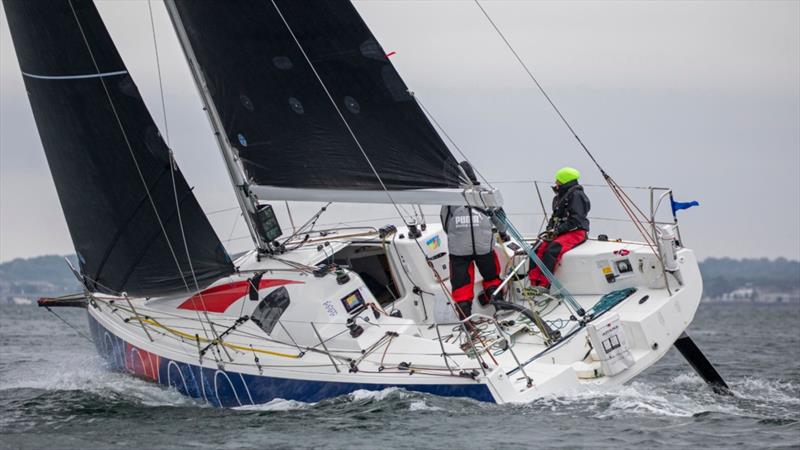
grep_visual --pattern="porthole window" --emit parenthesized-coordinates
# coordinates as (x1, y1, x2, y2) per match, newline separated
(240, 94, 254, 111)
(288, 97, 305, 114)
(344, 96, 360, 114)
(273, 56, 293, 70)
(359, 38, 383, 60)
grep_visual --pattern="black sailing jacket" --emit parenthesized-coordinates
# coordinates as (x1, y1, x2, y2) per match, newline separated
(548, 180, 591, 235)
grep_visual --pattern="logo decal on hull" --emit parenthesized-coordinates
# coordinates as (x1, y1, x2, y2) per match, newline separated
(125, 343, 160, 382)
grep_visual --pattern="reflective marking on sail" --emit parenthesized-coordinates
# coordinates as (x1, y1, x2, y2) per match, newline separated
(21, 69, 128, 80)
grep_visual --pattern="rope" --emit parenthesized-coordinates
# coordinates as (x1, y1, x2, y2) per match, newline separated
(489, 180, 666, 190)
(146, 0, 214, 340)
(413, 93, 492, 188)
(168, 151, 215, 342)
(495, 209, 585, 316)
(147, 0, 170, 145)
(279, 202, 331, 247)
(45, 307, 94, 343)
(474, 1, 662, 256)
(269, 0, 413, 228)
(134, 317, 300, 359)
(473, 0, 604, 176)
(206, 206, 241, 216)
(66, 0, 194, 298)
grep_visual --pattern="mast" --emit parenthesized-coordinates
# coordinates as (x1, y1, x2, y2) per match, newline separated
(163, 0, 268, 252)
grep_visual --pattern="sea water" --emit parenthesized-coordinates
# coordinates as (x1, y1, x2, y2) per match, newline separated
(0, 303, 797, 449)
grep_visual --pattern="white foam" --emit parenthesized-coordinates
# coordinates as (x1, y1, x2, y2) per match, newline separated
(533, 377, 749, 419)
(0, 354, 199, 407)
(235, 398, 312, 411)
(409, 400, 441, 411)
(670, 373, 705, 386)
(349, 386, 406, 402)
(732, 377, 800, 405)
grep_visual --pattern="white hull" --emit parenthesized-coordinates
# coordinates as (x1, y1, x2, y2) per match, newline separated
(85, 224, 702, 406)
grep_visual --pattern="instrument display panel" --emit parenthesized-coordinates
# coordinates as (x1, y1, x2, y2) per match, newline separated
(340, 289, 365, 314)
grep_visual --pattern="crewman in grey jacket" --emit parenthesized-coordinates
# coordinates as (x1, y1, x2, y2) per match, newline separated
(441, 205, 508, 322)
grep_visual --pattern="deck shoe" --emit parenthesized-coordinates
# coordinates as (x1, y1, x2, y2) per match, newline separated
(479, 286, 504, 305)
(455, 301, 473, 322)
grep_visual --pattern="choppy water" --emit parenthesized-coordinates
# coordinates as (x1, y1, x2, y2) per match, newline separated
(1, 303, 798, 449)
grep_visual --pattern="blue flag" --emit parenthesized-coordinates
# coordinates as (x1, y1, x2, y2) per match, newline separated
(670, 198, 699, 216)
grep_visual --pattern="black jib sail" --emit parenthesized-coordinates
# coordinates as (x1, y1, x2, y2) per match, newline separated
(167, 0, 466, 194)
(2, 0, 233, 297)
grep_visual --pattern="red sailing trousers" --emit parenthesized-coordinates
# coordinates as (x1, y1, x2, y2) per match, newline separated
(450, 251, 502, 304)
(528, 229, 587, 288)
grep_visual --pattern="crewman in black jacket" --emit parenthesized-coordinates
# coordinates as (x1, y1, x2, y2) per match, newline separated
(528, 167, 591, 289)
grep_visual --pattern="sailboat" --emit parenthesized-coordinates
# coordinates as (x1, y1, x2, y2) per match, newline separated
(3, 0, 727, 406)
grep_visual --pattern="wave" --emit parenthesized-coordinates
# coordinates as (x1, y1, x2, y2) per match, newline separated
(0, 354, 198, 408)
(234, 398, 312, 411)
(3, 344, 797, 421)
(348, 386, 407, 402)
(524, 372, 799, 421)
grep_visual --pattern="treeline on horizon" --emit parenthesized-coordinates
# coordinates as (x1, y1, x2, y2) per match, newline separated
(699, 257, 800, 298)
(0, 254, 798, 298)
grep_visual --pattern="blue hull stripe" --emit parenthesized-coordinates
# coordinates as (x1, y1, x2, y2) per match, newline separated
(87, 313, 495, 406)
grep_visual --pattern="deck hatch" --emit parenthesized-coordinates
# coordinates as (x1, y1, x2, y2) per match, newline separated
(251, 286, 291, 335)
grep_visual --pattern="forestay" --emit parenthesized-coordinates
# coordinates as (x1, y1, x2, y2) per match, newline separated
(2, 0, 233, 297)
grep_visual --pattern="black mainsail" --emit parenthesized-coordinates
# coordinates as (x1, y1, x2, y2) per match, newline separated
(166, 0, 467, 196)
(3, 0, 233, 297)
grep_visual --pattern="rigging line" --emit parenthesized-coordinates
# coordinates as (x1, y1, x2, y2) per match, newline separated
(285, 201, 297, 233)
(279, 202, 331, 246)
(489, 180, 661, 191)
(223, 235, 251, 244)
(206, 206, 241, 216)
(473, 0, 605, 176)
(413, 93, 493, 189)
(269, 0, 412, 227)
(474, 1, 664, 255)
(151, 0, 212, 337)
(227, 211, 243, 244)
(147, 0, 170, 145)
(169, 152, 215, 339)
(45, 307, 94, 343)
(533, 181, 549, 224)
(67, 0, 189, 289)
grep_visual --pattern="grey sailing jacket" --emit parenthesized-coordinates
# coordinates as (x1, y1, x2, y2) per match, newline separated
(440, 206, 506, 256)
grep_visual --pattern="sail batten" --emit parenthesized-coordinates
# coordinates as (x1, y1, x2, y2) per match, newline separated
(21, 70, 129, 80)
(3, 0, 234, 297)
(167, 0, 467, 197)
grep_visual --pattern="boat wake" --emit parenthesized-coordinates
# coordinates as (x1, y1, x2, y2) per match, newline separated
(524, 373, 799, 421)
(232, 387, 443, 412)
(2, 353, 797, 450)
(2, 347, 797, 421)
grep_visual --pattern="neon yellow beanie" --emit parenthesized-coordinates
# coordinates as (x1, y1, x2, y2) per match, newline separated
(555, 167, 580, 184)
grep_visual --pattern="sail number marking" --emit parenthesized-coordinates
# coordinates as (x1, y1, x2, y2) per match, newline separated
(323, 300, 338, 317)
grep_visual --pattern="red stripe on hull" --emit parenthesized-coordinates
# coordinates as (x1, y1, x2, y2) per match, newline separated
(177, 279, 303, 313)
(124, 342, 159, 382)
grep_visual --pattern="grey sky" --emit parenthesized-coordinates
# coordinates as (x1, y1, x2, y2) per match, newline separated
(1, 0, 798, 262)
